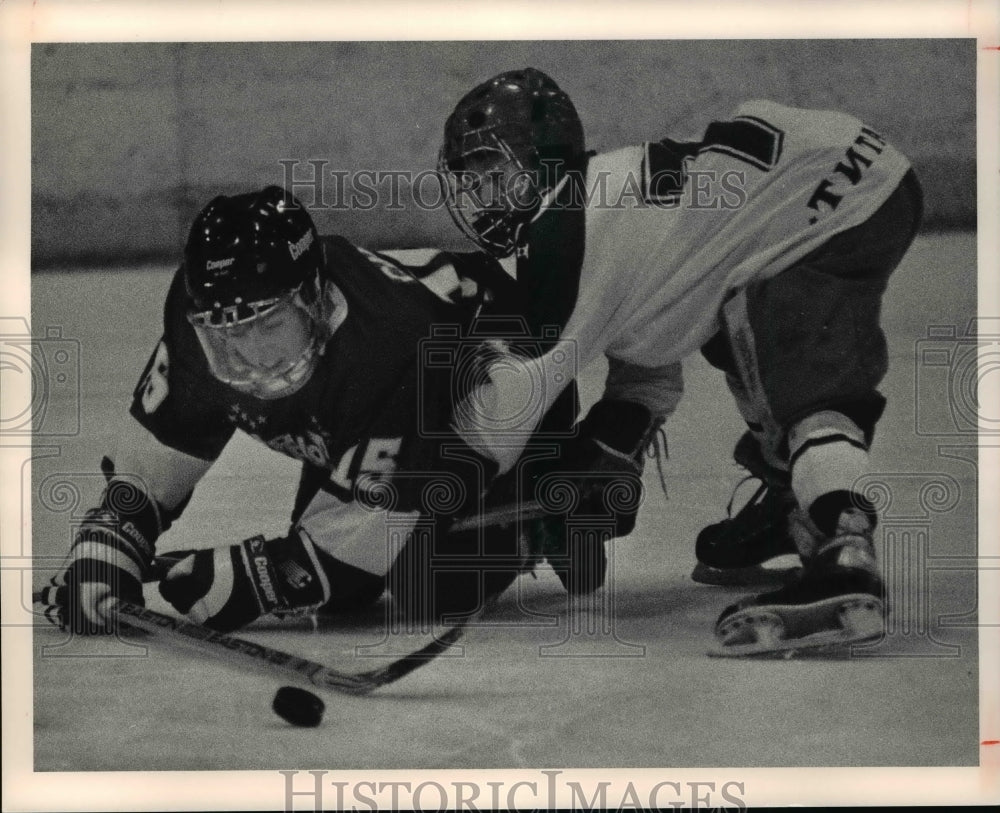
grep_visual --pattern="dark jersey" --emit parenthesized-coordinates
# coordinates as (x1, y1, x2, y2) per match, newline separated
(130, 236, 519, 513)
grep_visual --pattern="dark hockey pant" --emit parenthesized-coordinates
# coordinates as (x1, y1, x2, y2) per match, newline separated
(701, 168, 924, 464)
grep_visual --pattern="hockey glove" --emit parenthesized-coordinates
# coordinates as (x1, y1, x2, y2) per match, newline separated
(158, 530, 332, 632)
(42, 480, 158, 635)
(542, 398, 663, 538)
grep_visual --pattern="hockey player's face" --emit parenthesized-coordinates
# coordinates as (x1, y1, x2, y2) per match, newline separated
(454, 150, 537, 212)
(225, 304, 312, 373)
(441, 145, 540, 257)
(192, 293, 327, 400)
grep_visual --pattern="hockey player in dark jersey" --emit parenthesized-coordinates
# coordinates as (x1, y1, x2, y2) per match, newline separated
(436, 68, 924, 656)
(42, 185, 598, 635)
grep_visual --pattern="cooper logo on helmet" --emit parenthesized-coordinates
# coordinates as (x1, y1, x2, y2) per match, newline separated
(206, 257, 236, 271)
(289, 230, 314, 261)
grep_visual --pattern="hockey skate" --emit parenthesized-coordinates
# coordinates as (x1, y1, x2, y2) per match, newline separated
(710, 506, 885, 657)
(692, 432, 802, 586)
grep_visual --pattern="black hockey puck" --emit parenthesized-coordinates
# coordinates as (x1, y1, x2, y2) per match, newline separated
(272, 685, 325, 727)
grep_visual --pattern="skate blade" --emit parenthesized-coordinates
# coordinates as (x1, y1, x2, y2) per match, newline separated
(691, 557, 802, 587)
(708, 594, 884, 658)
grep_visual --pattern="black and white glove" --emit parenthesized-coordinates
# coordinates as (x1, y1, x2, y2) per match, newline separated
(157, 530, 332, 632)
(42, 479, 158, 635)
(540, 398, 664, 538)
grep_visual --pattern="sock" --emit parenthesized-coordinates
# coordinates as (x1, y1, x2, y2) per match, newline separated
(788, 411, 872, 536)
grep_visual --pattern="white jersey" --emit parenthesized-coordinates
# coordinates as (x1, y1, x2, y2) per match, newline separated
(457, 100, 912, 473)
(571, 99, 911, 370)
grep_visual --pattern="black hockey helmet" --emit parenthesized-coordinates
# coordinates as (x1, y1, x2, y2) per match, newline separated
(438, 68, 585, 257)
(182, 187, 337, 399)
(183, 185, 324, 324)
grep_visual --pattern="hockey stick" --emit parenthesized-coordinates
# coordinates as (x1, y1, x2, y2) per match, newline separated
(127, 499, 544, 579)
(34, 501, 545, 694)
(448, 498, 546, 532)
(32, 592, 471, 696)
(133, 500, 547, 579)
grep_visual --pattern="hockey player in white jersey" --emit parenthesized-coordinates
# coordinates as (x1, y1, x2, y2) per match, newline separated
(437, 68, 923, 656)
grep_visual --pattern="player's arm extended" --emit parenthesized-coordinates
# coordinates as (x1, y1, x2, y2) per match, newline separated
(111, 414, 215, 520)
(39, 417, 214, 634)
(41, 270, 235, 633)
(115, 267, 237, 518)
